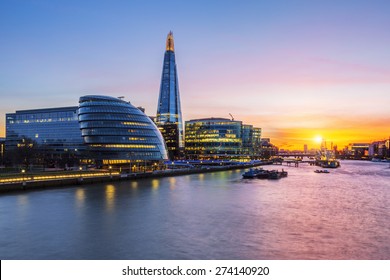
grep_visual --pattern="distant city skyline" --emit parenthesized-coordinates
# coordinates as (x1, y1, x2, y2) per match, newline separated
(1, 0, 390, 149)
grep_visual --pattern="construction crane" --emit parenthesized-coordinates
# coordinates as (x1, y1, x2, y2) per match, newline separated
(229, 113, 234, 121)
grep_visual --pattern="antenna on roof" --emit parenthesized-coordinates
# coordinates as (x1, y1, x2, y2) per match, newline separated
(118, 96, 125, 100)
(229, 113, 234, 121)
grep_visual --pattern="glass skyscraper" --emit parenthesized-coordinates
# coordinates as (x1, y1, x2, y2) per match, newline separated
(156, 31, 184, 159)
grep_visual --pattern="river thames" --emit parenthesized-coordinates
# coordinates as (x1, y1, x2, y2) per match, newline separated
(1, 160, 389, 260)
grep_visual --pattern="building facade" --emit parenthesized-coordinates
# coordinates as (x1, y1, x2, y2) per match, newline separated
(185, 118, 265, 160)
(185, 118, 243, 160)
(342, 143, 370, 159)
(241, 124, 254, 156)
(368, 140, 390, 159)
(156, 32, 184, 159)
(252, 127, 262, 156)
(78, 95, 168, 167)
(5, 107, 84, 167)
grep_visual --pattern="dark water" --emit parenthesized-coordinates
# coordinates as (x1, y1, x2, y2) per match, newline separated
(1, 160, 390, 260)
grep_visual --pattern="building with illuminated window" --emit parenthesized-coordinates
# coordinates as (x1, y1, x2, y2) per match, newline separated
(252, 127, 262, 155)
(78, 95, 168, 167)
(5, 107, 84, 167)
(185, 118, 243, 160)
(185, 118, 264, 160)
(242, 125, 252, 155)
(156, 32, 184, 159)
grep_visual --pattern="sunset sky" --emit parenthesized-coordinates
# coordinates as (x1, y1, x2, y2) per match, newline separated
(1, 0, 389, 150)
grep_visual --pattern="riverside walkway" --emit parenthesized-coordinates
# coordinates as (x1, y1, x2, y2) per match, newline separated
(0, 160, 272, 193)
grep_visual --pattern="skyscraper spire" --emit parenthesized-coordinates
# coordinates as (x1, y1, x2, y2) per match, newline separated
(166, 31, 174, 51)
(156, 31, 183, 159)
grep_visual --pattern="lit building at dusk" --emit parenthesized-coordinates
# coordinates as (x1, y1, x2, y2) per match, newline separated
(78, 95, 168, 167)
(184, 118, 264, 160)
(5, 107, 84, 167)
(242, 125, 262, 156)
(342, 143, 370, 159)
(4, 96, 168, 168)
(259, 138, 279, 158)
(156, 32, 184, 160)
(369, 140, 390, 159)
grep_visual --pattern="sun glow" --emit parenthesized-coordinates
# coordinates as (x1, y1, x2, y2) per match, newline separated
(314, 136, 323, 144)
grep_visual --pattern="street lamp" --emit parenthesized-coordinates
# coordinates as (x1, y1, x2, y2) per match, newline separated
(79, 166, 83, 179)
(109, 165, 112, 178)
(21, 169, 26, 186)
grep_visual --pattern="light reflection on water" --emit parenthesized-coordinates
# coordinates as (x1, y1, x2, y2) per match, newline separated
(105, 185, 115, 211)
(0, 160, 390, 259)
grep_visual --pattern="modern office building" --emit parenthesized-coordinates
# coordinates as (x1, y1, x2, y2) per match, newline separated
(368, 140, 389, 159)
(242, 125, 262, 156)
(4, 95, 168, 168)
(252, 127, 262, 155)
(156, 31, 184, 159)
(185, 118, 243, 160)
(78, 95, 168, 167)
(242, 124, 254, 155)
(185, 118, 265, 160)
(5, 107, 84, 166)
(343, 143, 370, 159)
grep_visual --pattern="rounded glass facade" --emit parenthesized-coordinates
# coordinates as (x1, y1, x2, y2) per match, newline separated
(78, 95, 168, 163)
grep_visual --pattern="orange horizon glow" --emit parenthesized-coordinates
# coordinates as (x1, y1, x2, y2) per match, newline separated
(1, 111, 389, 151)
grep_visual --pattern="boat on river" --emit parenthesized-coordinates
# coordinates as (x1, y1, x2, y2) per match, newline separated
(314, 169, 329, 173)
(242, 169, 288, 180)
(242, 168, 264, 179)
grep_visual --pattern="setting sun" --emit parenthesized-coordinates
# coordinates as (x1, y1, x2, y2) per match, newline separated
(314, 136, 323, 144)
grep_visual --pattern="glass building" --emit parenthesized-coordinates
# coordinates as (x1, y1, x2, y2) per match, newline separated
(252, 127, 262, 156)
(78, 95, 168, 167)
(242, 124, 254, 155)
(5, 107, 84, 166)
(156, 31, 184, 159)
(185, 118, 243, 160)
(185, 118, 264, 160)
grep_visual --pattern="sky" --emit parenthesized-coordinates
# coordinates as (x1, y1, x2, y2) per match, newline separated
(1, 0, 390, 150)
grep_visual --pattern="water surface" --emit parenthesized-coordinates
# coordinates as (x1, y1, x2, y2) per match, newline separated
(1, 160, 389, 259)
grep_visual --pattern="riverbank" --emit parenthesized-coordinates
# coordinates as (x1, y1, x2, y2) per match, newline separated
(0, 161, 272, 193)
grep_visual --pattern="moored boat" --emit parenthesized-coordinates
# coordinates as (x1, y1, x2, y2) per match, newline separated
(314, 169, 330, 173)
(242, 169, 257, 179)
(256, 170, 270, 179)
(243, 168, 287, 180)
(268, 170, 282, 179)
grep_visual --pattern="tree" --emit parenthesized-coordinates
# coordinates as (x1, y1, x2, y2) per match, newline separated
(6, 137, 38, 169)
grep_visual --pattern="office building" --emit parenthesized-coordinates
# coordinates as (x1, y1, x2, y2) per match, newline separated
(156, 31, 184, 159)
(242, 124, 253, 156)
(185, 118, 265, 160)
(5, 107, 84, 167)
(368, 140, 389, 159)
(252, 127, 262, 156)
(78, 95, 168, 167)
(185, 118, 243, 160)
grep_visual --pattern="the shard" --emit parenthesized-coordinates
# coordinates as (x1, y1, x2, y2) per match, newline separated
(156, 31, 184, 159)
